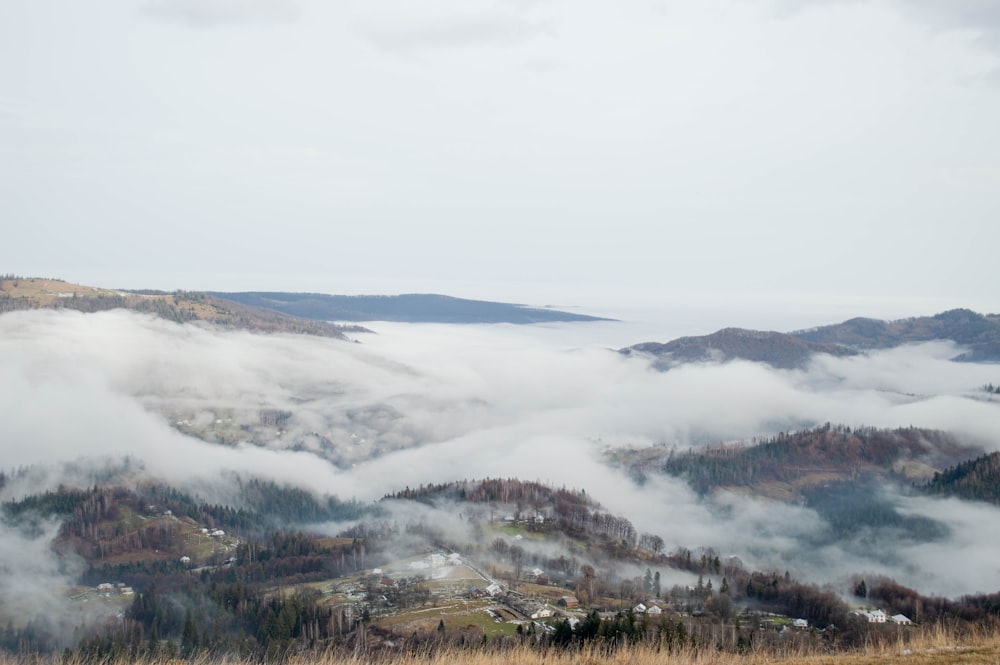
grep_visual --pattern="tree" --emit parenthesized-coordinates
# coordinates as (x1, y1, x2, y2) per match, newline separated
(510, 545, 526, 586)
(855, 579, 868, 599)
(181, 614, 199, 656)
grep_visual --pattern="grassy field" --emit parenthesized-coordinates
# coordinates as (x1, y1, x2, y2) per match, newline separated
(8, 626, 1000, 665)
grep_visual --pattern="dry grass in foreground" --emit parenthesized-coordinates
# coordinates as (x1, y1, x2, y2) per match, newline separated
(5, 624, 1000, 665)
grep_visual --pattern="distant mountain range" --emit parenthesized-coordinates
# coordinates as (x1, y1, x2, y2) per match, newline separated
(0, 276, 359, 338)
(0, 277, 611, 332)
(793, 308, 1000, 363)
(623, 308, 1000, 368)
(208, 291, 612, 324)
(623, 328, 858, 370)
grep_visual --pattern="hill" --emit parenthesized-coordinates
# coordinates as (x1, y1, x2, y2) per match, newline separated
(609, 425, 980, 501)
(0, 276, 361, 338)
(923, 452, 1000, 504)
(622, 309, 1000, 369)
(208, 291, 613, 324)
(621, 328, 857, 370)
(792, 308, 1000, 362)
(7, 471, 1000, 661)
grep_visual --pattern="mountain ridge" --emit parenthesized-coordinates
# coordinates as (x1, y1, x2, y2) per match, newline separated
(0, 276, 360, 339)
(623, 308, 1000, 369)
(208, 291, 614, 324)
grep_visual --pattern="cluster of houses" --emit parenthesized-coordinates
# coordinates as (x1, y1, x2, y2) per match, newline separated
(632, 602, 665, 616)
(852, 609, 912, 625)
(96, 582, 134, 597)
(200, 528, 226, 537)
(503, 513, 546, 525)
(406, 552, 464, 571)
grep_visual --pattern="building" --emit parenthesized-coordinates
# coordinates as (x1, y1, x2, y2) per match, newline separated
(853, 609, 887, 623)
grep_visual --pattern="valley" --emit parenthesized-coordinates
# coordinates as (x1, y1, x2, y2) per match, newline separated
(1, 282, 999, 661)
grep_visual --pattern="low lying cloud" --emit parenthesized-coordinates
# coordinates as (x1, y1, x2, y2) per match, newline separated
(2, 308, 1000, 597)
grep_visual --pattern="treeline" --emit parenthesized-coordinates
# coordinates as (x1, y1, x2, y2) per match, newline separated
(983, 383, 1000, 394)
(2, 481, 367, 549)
(79, 579, 337, 660)
(923, 452, 1000, 504)
(858, 575, 1000, 624)
(554, 501, 637, 550)
(70, 530, 380, 660)
(387, 478, 596, 512)
(662, 425, 962, 495)
(140, 479, 371, 534)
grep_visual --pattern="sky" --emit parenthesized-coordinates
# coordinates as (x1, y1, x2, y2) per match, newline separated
(2, 0, 999, 315)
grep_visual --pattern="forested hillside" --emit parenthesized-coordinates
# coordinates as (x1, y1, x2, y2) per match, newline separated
(923, 452, 1000, 504)
(792, 308, 1000, 362)
(622, 328, 856, 370)
(614, 425, 976, 499)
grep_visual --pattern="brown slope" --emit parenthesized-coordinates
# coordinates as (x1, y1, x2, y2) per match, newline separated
(0, 276, 362, 338)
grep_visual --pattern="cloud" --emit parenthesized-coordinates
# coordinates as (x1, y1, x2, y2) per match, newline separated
(356, 8, 554, 54)
(3, 308, 1000, 598)
(0, 518, 118, 646)
(139, 0, 301, 28)
(900, 0, 1000, 51)
(767, 0, 1000, 54)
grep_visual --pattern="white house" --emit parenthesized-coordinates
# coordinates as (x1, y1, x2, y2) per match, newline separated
(853, 609, 887, 623)
(647, 605, 663, 616)
(890, 614, 912, 625)
(486, 583, 503, 596)
(531, 608, 553, 619)
(792, 618, 808, 629)
(179, 556, 191, 565)
(427, 553, 446, 567)
(633, 603, 647, 614)
(530, 568, 545, 578)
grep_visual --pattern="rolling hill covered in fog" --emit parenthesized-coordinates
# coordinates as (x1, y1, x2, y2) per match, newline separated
(1, 281, 1000, 660)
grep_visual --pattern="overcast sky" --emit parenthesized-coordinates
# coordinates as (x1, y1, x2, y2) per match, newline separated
(2, 0, 998, 313)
